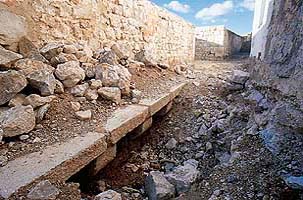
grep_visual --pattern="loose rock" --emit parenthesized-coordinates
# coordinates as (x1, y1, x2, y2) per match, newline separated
(145, 171, 175, 200)
(40, 42, 64, 60)
(230, 70, 249, 85)
(68, 83, 89, 97)
(36, 104, 51, 123)
(54, 80, 65, 94)
(98, 87, 121, 103)
(24, 94, 55, 109)
(94, 190, 122, 200)
(0, 47, 23, 67)
(0, 105, 36, 137)
(27, 180, 60, 200)
(75, 110, 92, 120)
(8, 93, 26, 107)
(55, 61, 85, 87)
(0, 70, 27, 105)
(165, 138, 178, 150)
(85, 89, 98, 101)
(70, 102, 81, 111)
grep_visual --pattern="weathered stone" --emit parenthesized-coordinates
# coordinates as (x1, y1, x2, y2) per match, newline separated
(70, 102, 81, 111)
(55, 61, 85, 88)
(94, 190, 122, 200)
(98, 87, 121, 103)
(27, 180, 60, 200)
(131, 89, 142, 101)
(135, 50, 157, 67)
(50, 53, 78, 66)
(19, 134, 30, 141)
(40, 42, 64, 60)
(0, 47, 23, 67)
(54, 80, 64, 94)
(15, 59, 56, 95)
(230, 70, 250, 85)
(111, 43, 129, 59)
(97, 50, 118, 65)
(8, 94, 26, 107)
(24, 94, 55, 109)
(165, 159, 199, 194)
(75, 110, 92, 120)
(18, 37, 38, 57)
(95, 64, 131, 95)
(89, 79, 103, 90)
(63, 45, 78, 54)
(82, 62, 96, 78)
(36, 104, 51, 123)
(0, 9, 27, 46)
(68, 83, 89, 97)
(128, 60, 145, 68)
(0, 70, 27, 105)
(165, 138, 178, 150)
(145, 171, 175, 200)
(85, 89, 98, 101)
(0, 105, 35, 137)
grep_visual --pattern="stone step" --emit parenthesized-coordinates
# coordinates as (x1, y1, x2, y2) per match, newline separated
(0, 82, 187, 198)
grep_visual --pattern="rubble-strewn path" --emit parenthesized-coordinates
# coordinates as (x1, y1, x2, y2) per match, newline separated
(81, 59, 302, 200)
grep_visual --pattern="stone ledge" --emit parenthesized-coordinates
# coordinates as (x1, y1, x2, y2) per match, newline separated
(0, 132, 107, 199)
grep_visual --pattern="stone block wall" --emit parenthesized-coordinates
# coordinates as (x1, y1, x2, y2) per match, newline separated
(0, 0, 195, 64)
(195, 26, 244, 60)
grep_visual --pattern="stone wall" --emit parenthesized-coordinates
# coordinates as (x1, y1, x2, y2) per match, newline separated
(0, 0, 195, 64)
(195, 26, 244, 60)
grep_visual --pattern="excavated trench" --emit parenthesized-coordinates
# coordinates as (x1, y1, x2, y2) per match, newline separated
(65, 60, 303, 200)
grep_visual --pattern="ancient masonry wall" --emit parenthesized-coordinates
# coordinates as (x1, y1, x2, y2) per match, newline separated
(0, 0, 195, 64)
(195, 26, 243, 60)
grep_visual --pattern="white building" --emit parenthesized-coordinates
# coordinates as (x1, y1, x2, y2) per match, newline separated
(251, 0, 275, 59)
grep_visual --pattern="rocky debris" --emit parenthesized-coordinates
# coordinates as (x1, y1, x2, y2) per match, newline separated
(63, 44, 78, 54)
(55, 80, 65, 94)
(89, 79, 103, 90)
(164, 159, 199, 194)
(98, 87, 121, 103)
(75, 110, 92, 120)
(134, 50, 157, 67)
(94, 190, 122, 200)
(27, 180, 60, 200)
(165, 138, 178, 150)
(0, 154, 8, 167)
(95, 63, 131, 95)
(68, 83, 89, 97)
(0, 47, 23, 67)
(97, 49, 119, 65)
(0, 70, 27, 105)
(18, 37, 39, 57)
(55, 61, 85, 87)
(82, 63, 96, 78)
(145, 171, 175, 200)
(111, 44, 129, 60)
(19, 134, 30, 141)
(15, 59, 56, 95)
(70, 102, 81, 111)
(131, 89, 142, 102)
(24, 94, 55, 109)
(8, 94, 26, 107)
(0, 9, 27, 46)
(40, 42, 64, 60)
(230, 70, 249, 85)
(85, 89, 99, 101)
(50, 53, 78, 66)
(36, 103, 51, 123)
(0, 105, 35, 137)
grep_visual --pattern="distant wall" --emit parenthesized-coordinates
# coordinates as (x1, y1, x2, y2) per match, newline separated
(0, 0, 195, 64)
(250, 0, 274, 59)
(195, 26, 244, 60)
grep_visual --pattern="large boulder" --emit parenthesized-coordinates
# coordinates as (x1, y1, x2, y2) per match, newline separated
(0, 9, 27, 46)
(0, 47, 23, 68)
(95, 63, 131, 95)
(15, 59, 56, 95)
(55, 61, 85, 88)
(98, 87, 121, 103)
(0, 70, 27, 105)
(145, 171, 175, 200)
(94, 190, 121, 200)
(164, 159, 199, 194)
(0, 105, 35, 137)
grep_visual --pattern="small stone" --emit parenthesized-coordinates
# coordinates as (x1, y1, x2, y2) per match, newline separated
(24, 94, 55, 109)
(70, 102, 81, 111)
(98, 87, 121, 103)
(8, 93, 26, 107)
(85, 89, 98, 101)
(0, 70, 27, 105)
(81, 62, 96, 78)
(55, 61, 85, 88)
(165, 138, 178, 150)
(63, 44, 78, 54)
(19, 134, 29, 140)
(75, 110, 92, 120)
(158, 63, 169, 69)
(33, 137, 41, 143)
(230, 70, 249, 85)
(36, 104, 51, 123)
(27, 180, 60, 200)
(68, 83, 89, 97)
(94, 190, 122, 200)
(205, 142, 213, 151)
(0, 155, 8, 167)
(0, 105, 36, 137)
(0, 47, 23, 67)
(40, 42, 64, 60)
(89, 79, 103, 89)
(54, 80, 64, 94)
(145, 171, 175, 200)
(131, 89, 142, 101)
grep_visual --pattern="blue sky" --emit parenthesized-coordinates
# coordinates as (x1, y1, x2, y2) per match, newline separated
(150, 0, 255, 35)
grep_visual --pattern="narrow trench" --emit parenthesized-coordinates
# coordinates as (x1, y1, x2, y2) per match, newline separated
(68, 110, 169, 198)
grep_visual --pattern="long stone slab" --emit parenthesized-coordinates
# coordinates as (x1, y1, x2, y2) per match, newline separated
(105, 105, 149, 144)
(0, 132, 107, 199)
